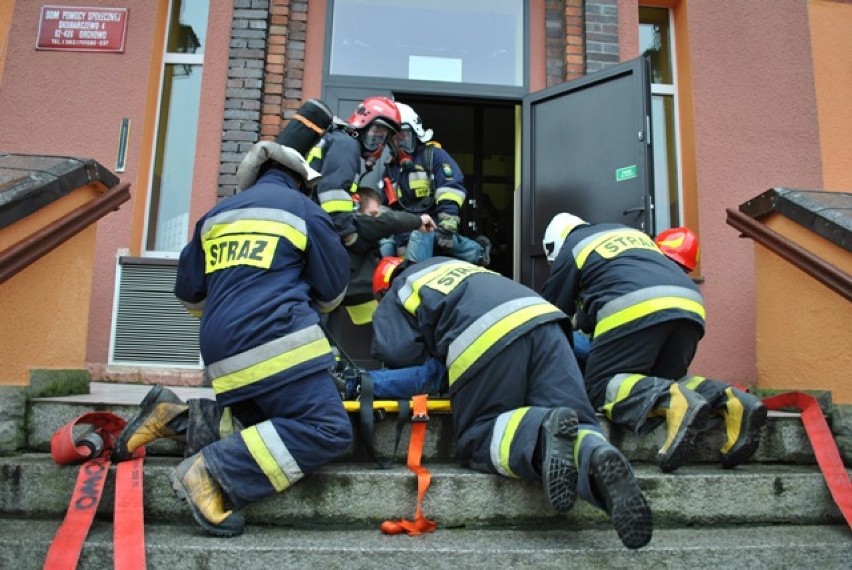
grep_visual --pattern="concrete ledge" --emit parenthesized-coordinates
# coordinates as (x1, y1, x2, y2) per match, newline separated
(0, 519, 849, 570)
(0, 455, 844, 528)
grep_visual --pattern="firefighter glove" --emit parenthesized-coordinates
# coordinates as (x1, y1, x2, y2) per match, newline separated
(436, 213, 460, 249)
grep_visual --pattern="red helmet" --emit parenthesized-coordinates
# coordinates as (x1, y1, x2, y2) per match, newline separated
(655, 227, 699, 272)
(373, 256, 405, 298)
(347, 97, 402, 157)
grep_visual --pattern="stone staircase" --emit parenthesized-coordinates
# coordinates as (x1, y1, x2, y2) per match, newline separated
(0, 383, 849, 568)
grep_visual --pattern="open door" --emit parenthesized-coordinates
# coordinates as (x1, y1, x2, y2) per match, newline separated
(520, 57, 654, 291)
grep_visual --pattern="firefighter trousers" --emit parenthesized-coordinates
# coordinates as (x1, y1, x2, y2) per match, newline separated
(584, 320, 735, 434)
(200, 370, 352, 510)
(452, 322, 613, 510)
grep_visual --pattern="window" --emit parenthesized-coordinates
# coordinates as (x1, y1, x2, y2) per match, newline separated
(145, 0, 209, 254)
(328, 0, 524, 87)
(640, 6, 680, 232)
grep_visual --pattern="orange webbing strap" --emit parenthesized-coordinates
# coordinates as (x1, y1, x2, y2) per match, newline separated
(380, 394, 437, 536)
(44, 412, 146, 570)
(762, 392, 852, 530)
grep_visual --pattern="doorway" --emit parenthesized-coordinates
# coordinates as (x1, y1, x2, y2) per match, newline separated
(392, 97, 517, 277)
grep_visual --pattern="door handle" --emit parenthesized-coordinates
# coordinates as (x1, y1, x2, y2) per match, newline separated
(622, 207, 645, 216)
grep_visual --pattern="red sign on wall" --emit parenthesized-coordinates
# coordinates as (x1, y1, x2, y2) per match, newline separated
(36, 6, 128, 53)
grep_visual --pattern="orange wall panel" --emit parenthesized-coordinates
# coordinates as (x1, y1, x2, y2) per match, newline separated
(0, 228, 96, 385)
(808, 0, 852, 191)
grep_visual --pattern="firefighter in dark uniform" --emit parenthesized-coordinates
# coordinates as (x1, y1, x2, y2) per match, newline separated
(111, 101, 352, 537)
(370, 256, 653, 550)
(306, 96, 401, 247)
(381, 103, 490, 265)
(540, 214, 767, 473)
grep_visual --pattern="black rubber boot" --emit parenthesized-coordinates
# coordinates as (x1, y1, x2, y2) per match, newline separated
(590, 445, 653, 549)
(112, 385, 188, 462)
(539, 407, 579, 513)
(169, 453, 245, 537)
(654, 383, 710, 472)
(719, 387, 768, 469)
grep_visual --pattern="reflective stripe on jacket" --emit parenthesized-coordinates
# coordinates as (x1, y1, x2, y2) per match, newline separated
(371, 257, 566, 394)
(175, 168, 349, 405)
(540, 223, 705, 344)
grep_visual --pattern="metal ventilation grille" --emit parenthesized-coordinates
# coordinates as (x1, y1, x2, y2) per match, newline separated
(111, 261, 201, 366)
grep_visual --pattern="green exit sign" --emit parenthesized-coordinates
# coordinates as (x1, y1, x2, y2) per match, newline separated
(616, 165, 637, 181)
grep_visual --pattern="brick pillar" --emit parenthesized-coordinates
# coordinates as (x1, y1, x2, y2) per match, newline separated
(584, 0, 619, 73)
(218, 0, 308, 199)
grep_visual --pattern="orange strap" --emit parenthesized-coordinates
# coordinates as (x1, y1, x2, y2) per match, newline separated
(380, 394, 437, 536)
(762, 391, 852, 530)
(44, 412, 147, 570)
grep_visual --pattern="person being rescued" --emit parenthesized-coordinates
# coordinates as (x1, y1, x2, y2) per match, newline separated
(330, 187, 447, 401)
(379, 102, 491, 266)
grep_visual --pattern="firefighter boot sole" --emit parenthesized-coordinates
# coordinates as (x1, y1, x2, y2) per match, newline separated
(169, 456, 245, 538)
(591, 446, 653, 550)
(720, 400, 768, 469)
(540, 407, 580, 513)
(111, 385, 185, 462)
(657, 396, 711, 473)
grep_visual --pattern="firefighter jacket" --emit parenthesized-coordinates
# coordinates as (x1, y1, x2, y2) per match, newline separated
(384, 143, 466, 218)
(174, 167, 350, 406)
(306, 128, 363, 238)
(371, 256, 566, 395)
(540, 222, 706, 346)
(345, 210, 423, 307)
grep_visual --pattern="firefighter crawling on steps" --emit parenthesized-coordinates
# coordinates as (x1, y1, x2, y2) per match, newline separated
(110, 100, 353, 537)
(540, 214, 767, 473)
(369, 255, 654, 550)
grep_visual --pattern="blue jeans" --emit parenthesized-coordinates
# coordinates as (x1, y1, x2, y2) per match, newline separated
(406, 230, 483, 264)
(367, 357, 446, 399)
(573, 331, 591, 372)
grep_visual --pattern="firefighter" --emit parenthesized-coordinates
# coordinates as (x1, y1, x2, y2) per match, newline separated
(111, 100, 353, 537)
(380, 102, 491, 265)
(370, 256, 653, 550)
(306, 96, 401, 247)
(540, 214, 767, 473)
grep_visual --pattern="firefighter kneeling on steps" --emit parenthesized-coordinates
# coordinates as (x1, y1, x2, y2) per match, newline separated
(541, 214, 768, 473)
(111, 99, 352, 537)
(370, 256, 653, 549)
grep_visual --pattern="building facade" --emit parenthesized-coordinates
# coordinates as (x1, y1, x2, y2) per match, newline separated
(0, 1, 849, 392)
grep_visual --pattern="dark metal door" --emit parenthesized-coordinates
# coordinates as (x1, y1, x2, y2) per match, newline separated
(520, 57, 654, 290)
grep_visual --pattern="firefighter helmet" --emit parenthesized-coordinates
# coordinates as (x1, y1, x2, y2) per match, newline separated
(347, 96, 402, 154)
(655, 227, 700, 272)
(393, 102, 434, 154)
(373, 256, 405, 298)
(543, 213, 587, 262)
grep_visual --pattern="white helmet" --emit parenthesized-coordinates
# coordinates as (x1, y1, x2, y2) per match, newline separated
(543, 213, 587, 262)
(395, 102, 433, 143)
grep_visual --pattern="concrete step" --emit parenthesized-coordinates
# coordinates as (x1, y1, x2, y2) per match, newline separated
(28, 383, 816, 465)
(0, 454, 844, 528)
(0, 518, 849, 569)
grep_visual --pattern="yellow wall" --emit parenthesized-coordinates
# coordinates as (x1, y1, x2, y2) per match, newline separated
(0, 185, 102, 386)
(809, 0, 852, 191)
(0, 0, 13, 82)
(752, 0, 852, 403)
(755, 215, 852, 403)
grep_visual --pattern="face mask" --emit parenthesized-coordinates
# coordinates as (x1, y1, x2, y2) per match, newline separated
(360, 124, 391, 153)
